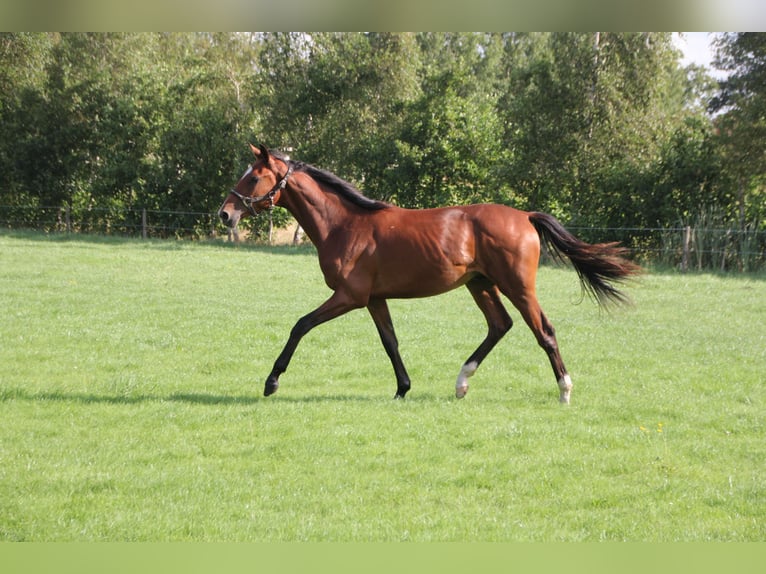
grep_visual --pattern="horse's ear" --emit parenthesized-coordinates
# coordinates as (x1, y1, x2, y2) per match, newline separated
(250, 143, 271, 161)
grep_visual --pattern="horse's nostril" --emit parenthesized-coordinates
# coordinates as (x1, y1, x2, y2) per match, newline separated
(219, 210, 229, 223)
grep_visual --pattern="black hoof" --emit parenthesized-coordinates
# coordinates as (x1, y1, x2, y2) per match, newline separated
(264, 378, 279, 396)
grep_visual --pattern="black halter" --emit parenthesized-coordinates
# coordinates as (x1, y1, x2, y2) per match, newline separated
(230, 164, 294, 216)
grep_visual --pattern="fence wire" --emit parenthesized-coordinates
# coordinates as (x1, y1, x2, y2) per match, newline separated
(2, 205, 765, 272)
(0, 205, 220, 240)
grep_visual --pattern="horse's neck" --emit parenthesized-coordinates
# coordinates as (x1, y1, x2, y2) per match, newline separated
(280, 175, 348, 247)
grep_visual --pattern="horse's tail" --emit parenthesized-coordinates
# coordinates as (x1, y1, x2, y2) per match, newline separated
(529, 212, 641, 307)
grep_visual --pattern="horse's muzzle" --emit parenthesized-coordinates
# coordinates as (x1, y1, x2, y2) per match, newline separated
(218, 208, 236, 228)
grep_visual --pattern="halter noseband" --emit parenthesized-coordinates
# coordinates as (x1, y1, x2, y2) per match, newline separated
(230, 164, 294, 216)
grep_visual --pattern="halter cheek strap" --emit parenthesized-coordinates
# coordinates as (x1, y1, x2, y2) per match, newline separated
(230, 164, 294, 216)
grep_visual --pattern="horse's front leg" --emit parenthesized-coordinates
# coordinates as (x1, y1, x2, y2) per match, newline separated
(264, 291, 361, 396)
(367, 297, 411, 399)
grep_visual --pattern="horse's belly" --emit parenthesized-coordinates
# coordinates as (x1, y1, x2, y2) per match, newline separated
(372, 257, 475, 298)
(369, 207, 481, 298)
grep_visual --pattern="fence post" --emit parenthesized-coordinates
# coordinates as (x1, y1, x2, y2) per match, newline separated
(681, 226, 690, 272)
(721, 229, 729, 272)
(142, 208, 147, 239)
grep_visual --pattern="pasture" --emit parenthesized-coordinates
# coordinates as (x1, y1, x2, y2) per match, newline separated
(0, 231, 763, 541)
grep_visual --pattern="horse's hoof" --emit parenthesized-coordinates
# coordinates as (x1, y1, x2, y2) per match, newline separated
(264, 379, 279, 396)
(455, 362, 476, 399)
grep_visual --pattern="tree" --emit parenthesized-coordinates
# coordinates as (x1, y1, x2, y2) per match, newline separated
(256, 32, 421, 196)
(0, 33, 267, 236)
(0, 33, 54, 211)
(389, 33, 506, 208)
(0, 31, 750, 255)
(712, 33, 766, 226)
(498, 32, 705, 230)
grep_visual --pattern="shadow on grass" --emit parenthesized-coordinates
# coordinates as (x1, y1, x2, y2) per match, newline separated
(169, 392, 385, 404)
(0, 388, 400, 406)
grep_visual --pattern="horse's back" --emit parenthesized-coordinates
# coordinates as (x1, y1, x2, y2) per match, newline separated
(364, 203, 539, 298)
(375, 202, 538, 262)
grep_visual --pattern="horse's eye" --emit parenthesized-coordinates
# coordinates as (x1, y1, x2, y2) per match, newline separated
(250, 176, 259, 185)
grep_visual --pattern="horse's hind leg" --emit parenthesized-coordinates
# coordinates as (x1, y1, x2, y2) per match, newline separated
(456, 276, 514, 398)
(504, 287, 572, 404)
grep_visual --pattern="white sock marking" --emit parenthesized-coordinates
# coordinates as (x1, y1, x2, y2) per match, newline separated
(558, 374, 573, 404)
(455, 361, 478, 398)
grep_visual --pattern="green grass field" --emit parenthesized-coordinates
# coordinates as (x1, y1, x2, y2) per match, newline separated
(0, 231, 764, 541)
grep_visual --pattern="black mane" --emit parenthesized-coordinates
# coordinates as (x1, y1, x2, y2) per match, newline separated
(300, 163, 389, 211)
(269, 150, 388, 212)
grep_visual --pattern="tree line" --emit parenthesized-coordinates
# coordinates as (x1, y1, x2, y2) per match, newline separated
(1, 32, 764, 264)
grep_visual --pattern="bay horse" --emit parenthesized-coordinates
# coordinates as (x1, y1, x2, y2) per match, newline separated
(218, 144, 639, 403)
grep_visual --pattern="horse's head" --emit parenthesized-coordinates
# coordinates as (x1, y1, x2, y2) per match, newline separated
(218, 144, 293, 228)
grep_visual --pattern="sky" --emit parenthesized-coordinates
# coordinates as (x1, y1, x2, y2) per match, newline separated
(672, 32, 728, 79)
